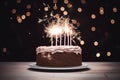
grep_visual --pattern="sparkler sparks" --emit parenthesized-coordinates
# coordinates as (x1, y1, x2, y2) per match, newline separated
(44, 17, 81, 46)
(36, 0, 82, 46)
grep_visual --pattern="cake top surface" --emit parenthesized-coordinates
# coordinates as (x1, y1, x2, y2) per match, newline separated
(36, 46, 82, 54)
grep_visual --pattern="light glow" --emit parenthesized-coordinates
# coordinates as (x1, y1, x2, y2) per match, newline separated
(80, 40, 85, 45)
(67, 3, 72, 8)
(45, 17, 80, 46)
(3, 48, 7, 53)
(49, 26, 63, 36)
(26, 12, 31, 16)
(110, 19, 115, 24)
(44, 7, 49, 11)
(91, 26, 96, 31)
(94, 41, 98, 46)
(91, 14, 96, 19)
(11, 9, 16, 14)
(77, 8, 82, 13)
(63, 11, 68, 15)
(107, 51, 111, 57)
(64, 0, 69, 4)
(16, 0, 21, 4)
(53, 0, 58, 3)
(60, 7, 65, 11)
(26, 4, 31, 9)
(96, 52, 100, 57)
(113, 7, 117, 13)
(21, 15, 26, 20)
(99, 7, 104, 15)
(81, 0, 86, 4)
(53, 4, 58, 10)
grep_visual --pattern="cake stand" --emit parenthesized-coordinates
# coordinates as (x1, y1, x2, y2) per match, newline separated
(29, 63, 89, 71)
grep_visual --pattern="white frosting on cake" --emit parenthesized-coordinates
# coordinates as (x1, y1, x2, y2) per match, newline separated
(36, 46, 82, 54)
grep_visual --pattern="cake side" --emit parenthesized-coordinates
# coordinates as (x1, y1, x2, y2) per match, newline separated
(36, 46, 82, 67)
(36, 46, 82, 54)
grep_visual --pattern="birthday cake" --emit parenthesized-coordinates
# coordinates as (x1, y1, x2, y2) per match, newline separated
(36, 17, 82, 67)
(36, 46, 82, 67)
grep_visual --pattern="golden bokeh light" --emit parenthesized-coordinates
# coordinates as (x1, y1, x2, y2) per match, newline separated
(110, 19, 115, 24)
(16, 0, 21, 4)
(91, 26, 96, 32)
(107, 51, 111, 57)
(91, 14, 96, 19)
(94, 41, 99, 46)
(113, 7, 117, 13)
(53, 4, 58, 10)
(60, 7, 65, 11)
(53, 0, 58, 3)
(81, 0, 86, 4)
(16, 15, 20, 19)
(80, 40, 85, 45)
(3, 48, 7, 53)
(71, 19, 77, 24)
(99, 7, 104, 15)
(26, 4, 31, 9)
(17, 18, 22, 23)
(63, 11, 68, 15)
(21, 15, 26, 20)
(67, 3, 73, 8)
(64, 0, 69, 4)
(96, 52, 100, 57)
(77, 7, 82, 13)
(44, 7, 49, 11)
(11, 9, 16, 14)
(26, 12, 31, 17)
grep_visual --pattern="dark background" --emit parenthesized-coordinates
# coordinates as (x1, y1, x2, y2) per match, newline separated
(0, 0, 120, 62)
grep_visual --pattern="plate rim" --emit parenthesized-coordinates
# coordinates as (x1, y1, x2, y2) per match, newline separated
(29, 63, 89, 70)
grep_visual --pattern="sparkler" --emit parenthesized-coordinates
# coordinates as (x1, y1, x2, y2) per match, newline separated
(44, 17, 80, 46)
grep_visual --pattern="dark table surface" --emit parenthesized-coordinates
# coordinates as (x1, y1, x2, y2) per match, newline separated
(0, 62, 120, 80)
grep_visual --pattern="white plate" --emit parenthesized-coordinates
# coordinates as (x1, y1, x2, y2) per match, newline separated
(29, 63, 89, 70)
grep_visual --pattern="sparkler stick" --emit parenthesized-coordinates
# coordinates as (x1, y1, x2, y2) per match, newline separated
(60, 34, 62, 46)
(70, 34, 72, 46)
(67, 33, 69, 46)
(64, 33, 66, 46)
(56, 34, 57, 46)
(70, 30, 72, 46)
(51, 35, 53, 46)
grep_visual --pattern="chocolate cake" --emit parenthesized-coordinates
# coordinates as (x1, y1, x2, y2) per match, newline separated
(36, 46, 82, 67)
